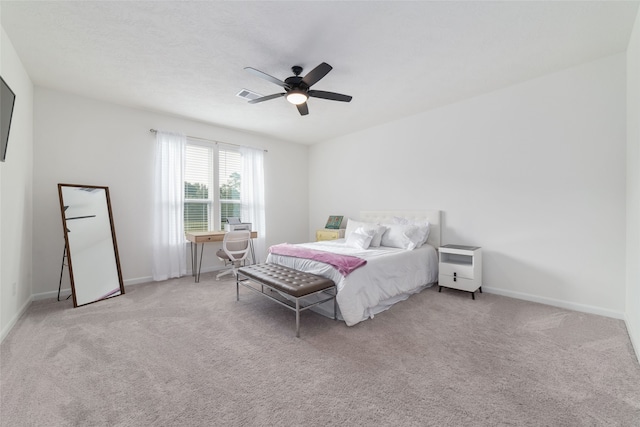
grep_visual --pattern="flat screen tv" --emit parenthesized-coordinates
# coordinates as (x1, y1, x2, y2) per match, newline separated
(1, 76, 16, 162)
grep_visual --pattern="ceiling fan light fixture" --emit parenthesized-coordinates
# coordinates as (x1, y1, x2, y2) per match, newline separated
(286, 89, 308, 105)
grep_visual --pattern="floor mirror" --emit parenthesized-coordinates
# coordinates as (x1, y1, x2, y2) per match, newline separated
(58, 184, 125, 307)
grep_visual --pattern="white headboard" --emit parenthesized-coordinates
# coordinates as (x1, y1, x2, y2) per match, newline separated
(360, 210, 442, 249)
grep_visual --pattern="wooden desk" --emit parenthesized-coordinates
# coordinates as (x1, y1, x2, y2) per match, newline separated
(186, 231, 258, 282)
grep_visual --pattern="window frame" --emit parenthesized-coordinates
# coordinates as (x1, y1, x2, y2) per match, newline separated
(184, 139, 241, 232)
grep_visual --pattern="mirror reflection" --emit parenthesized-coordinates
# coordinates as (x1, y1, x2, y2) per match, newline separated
(58, 184, 124, 307)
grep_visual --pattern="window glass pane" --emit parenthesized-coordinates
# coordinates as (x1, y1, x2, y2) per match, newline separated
(219, 149, 241, 224)
(185, 145, 211, 200)
(185, 144, 213, 231)
(221, 201, 241, 225)
(184, 202, 209, 232)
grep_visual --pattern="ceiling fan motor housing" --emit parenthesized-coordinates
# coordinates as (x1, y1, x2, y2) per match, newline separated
(284, 76, 306, 91)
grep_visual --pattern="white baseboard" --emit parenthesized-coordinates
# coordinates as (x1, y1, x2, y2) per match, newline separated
(32, 276, 153, 301)
(125, 266, 224, 286)
(31, 267, 225, 301)
(625, 314, 640, 365)
(124, 276, 153, 286)
(33, 289, 71, 301)
(1, 296, 33, 343)
(482, 286, 625, 320)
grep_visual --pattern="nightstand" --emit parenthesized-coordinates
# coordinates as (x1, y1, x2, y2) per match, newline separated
(316, 228, 345, 241)
(438, 244, 482, 299)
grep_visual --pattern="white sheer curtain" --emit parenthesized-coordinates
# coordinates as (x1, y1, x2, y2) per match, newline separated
(240, 146, 266, 263)
(152, 130, 187, 281)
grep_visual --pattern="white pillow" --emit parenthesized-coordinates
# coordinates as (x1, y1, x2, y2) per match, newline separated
(392, 217, 430, 247)
(345, 227, 375, 249)
(344, 218, 362, 238)
(367, 224, 387, 247)
(345, 219, 387, 247)
(380, 223, 422, 250)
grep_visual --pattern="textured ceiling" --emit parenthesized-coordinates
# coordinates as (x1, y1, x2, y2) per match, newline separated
(1, 1, 638, 144)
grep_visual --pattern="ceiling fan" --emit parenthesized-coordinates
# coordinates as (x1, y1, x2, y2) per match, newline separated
(244, 62, 352, 116)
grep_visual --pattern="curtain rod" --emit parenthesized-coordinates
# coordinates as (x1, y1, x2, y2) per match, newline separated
(149, 129, 268, 152)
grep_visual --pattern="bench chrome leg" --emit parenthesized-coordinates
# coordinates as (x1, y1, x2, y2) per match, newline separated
(295, 299, 300, 338)
(236, 276, 240, 301)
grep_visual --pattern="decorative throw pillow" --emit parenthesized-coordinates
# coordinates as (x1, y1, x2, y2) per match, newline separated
(380, 223, 421, 250)
(344, 218, 363, 239)
(392, 217, 430, 247)
(367, 224, 387, 247)
(345, 227, 375, 249)
(345, 219, 387, 247)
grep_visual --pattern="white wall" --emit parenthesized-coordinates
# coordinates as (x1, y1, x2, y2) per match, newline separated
(626, 8, 640, 361)
(309, 53, 627, 318)
(0, 26, 34, 339)
(33, 88, 309, 297)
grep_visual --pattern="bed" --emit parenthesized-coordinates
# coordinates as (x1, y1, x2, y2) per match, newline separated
(266, 210, 441, 326)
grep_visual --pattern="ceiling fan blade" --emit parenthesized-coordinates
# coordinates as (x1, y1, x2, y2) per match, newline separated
(244, 67, 290, 89)
(301, 62, 332, 87)
(296, 102, 309, 116)
(308, 90, 352, 102)
(248, 93, 285, 104)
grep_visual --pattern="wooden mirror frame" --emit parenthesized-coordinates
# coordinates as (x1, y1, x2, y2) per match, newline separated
(58, 183, 125, 307)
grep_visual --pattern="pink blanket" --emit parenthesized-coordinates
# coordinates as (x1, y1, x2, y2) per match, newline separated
(269, 243, 367, 276)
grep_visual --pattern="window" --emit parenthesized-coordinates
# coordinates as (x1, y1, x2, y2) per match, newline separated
(184, 140, 241, 232)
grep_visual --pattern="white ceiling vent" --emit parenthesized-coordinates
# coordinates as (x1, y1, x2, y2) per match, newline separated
(236, 88, 263, 101)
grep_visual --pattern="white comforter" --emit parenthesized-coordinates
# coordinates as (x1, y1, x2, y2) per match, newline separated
(266, 240, 439, 326)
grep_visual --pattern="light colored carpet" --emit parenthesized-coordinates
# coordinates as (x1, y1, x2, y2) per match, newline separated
(1, 273, 639, 426)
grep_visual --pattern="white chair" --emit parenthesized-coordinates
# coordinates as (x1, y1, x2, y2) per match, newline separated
(216, 230, 251, 280)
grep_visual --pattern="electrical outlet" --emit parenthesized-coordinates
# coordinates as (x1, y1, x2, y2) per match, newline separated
(12, 282, 17, 296)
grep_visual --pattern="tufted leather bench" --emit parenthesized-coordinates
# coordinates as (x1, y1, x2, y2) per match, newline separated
(236, 264, 337, 337)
